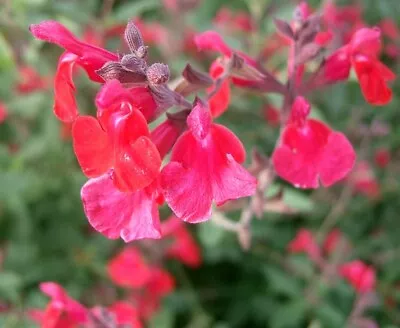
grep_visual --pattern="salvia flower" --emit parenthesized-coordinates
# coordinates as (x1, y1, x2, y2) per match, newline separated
(107, 247, 175, 320)
(30, 282, 89, 328)
(160, 98, 257, 223)
(29, 20, 118, 82)
(81, 171, 162, 241)
(272, 96, 356, 189)
(16, 66, 48, 94)
(288, 229, 321, 263)
(0, 103, 8, 124)
(324, 27, 395, 105)
(30, 21, 117, 123)
(72, 80, 161, 192)
(162, 216, 202, 267)
(135, 268, 175, 320)
(340, 260, 376, 293)
(374, 147, 391, 168)
(347, 161, 380, 199)
(107, 247, 152, 288)
(108, 302, 143, 328)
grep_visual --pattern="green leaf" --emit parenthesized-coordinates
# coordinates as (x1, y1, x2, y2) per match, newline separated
(283, 188, 315, 212)
(315, 304, 345, 328)
(198, 218, 225, 248)
(0, 33, 14, 70)
(269, 300, 307, 328)
(264, 266, 303, 297)
(148, 306, 174, 328)
(0, 272, 22, 302)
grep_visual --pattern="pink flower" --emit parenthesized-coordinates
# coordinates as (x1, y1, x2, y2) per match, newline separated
(135, 268, 175, 320)
(81, 171, 162, 242)
(272, 97, 356, 189)
(324, 27, 395, 105)
(340, 260, 376, 293)
(108, 302, 142, 328)
(30, 282, 88, 328)
(53, 52, 79, 123)
(0, 103, 8, 124)
(323, 0, 363, 43)
(263, 105, 280, 127)
(214, 8, 254, 33)
(288, 229, 321, 263)
(108, 247, 152, 288)
(162, 216, 202, 267)
(194, 31, 263, 96)
(347, 161, 380, 199)
(151, 113, 187, 159)
(374, 148, 391, 168)
(323, 229, 343, 255)
(207, 60, 231, 117)
(160, 98, 256, 223)
(30, 21, 117, 124)
(29, 21, 117, 82)
(72, 80, 160, 192)
(16, 66, 48, 94)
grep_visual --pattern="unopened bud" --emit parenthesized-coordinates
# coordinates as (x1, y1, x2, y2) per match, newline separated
(124, 21, 145, 53)
(147, 63, 170, 85)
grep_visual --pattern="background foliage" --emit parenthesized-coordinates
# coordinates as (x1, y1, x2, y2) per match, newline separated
(1, 0, 400, 327)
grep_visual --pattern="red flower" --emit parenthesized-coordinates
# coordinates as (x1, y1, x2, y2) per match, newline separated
(340, 260, 376, 293)
(272, 97, 355, 189)
(108, 247, 152, 288)
(135, 268, 175, 320)
(162, 216, 202, 267)
(374, 148, 391, 168)
(16, 66, 48, 94)
(195, 30, 263, 107)
(160, 99, 257, 223)
(108, 302, 142, 328)
(72, 80, 160, 192)
(81, 171, 162, 241)
(0, 103, 7, 124)
(151, 112, 188, 159)
(30, 282, 88, 328)
(207, 60, 231, 117)
(323, 229, 343, 255)
(30, 21, 119, 124)
(53, 52, 79, 123)
(323, 0, 363, 43)
(323, 47, 352, 83)
(288, 229, 321, 263)
(29, 20, 117, 82)
(214, 8, 254, 33)
(263, 105, 280, 127)
(348, 161, 380, 199)
(324, 27, 395, 105)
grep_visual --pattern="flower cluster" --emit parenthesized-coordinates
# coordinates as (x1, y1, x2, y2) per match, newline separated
(288, 228, 376, 294)
(30, 20, 257, 242)
(29, 0, 395, 245)
(29, 216, 201, 327)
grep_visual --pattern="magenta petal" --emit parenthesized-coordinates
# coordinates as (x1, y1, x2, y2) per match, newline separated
(194, 31, 232, 57)
(213, 154, 257, 205)
(272, 145, 320, 188)
(272, 120, 355, 189)
(81, 172, 161, 242)
(160, 162, 213, 223)
(29, 20, 116, 61)
(319, 132, 356, 187)
(187, 98, 212, 140)
(53, 52, 79, 122)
